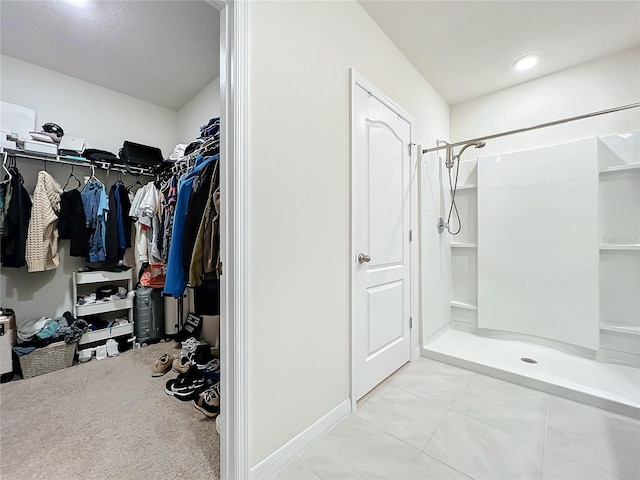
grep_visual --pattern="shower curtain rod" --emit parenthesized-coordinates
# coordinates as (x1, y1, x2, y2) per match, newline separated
(422, 102, 640, 154)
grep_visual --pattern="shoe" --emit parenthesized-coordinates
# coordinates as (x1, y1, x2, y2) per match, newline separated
(152, 353, 177, 377)
(180, 337, 206, 360)
(174, 313, 203, 342)
(165, 366, 206, 401)
(172, 355, 192, 374)
(193, 382, 220, 418)
(202, 358, 220, 383)
(194, 344, 215, 368)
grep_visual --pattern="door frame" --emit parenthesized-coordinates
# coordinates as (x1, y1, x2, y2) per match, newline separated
(349, 69, 417, 412)
(207, 1, 249, 478)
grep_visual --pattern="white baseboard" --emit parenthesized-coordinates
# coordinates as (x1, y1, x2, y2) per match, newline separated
(250, 399, 351, 479)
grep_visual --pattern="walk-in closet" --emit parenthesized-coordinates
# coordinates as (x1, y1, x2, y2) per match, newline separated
(0, 2, 224, 478)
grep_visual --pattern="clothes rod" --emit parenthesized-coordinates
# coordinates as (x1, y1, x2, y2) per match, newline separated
(422, 102, 640, 154)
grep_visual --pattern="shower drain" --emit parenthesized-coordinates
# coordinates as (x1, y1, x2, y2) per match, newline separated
(520, 357, 538, 364)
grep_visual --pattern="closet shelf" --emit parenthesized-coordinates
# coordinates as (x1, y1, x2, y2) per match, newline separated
(2, 148, 155, 176)
(600, 323, 640, 336)
(78, 322, 134, 346)
(599, 244, 640, 251)
(599, 164, 640, 174)
(75, 270, 134, 284)
(451, 243, 477, 248)
(455, 184, 477, 190)
(450, 301, 478, 311)
(76, 298, 134, 316)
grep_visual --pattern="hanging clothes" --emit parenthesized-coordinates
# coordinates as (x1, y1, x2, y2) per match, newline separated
(105, 181, 132, 264)
(26, 171, 63, 272)
(129, 181, 162, 269)
(182, 160, 215, 276)
(164, 153, 218, 298)
(81, 180, 109, 263)
(129, 182, 150, 267)
(0, 181, 11, 236)
(161, 176, 177, 262)
(1, 167, 32, 268)
(189, 157, 220, 287)
(58, 189, 89, 258)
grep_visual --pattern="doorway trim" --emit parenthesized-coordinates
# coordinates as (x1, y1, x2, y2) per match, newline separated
(208, 1, 249, 478)
(349, 69, 417, 412)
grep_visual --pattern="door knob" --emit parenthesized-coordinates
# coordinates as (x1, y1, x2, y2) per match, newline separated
(358, 253, 371, 264)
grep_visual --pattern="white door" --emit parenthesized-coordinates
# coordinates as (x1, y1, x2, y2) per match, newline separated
(352, 74, 412, 401)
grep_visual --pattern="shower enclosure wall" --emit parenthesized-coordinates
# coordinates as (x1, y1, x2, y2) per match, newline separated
(420, 130, 640, 418)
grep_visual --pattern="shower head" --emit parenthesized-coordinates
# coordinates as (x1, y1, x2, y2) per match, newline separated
(456, 141, 486, 158)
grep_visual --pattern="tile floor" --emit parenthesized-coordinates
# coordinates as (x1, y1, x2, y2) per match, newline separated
(274, 358, 640, 480)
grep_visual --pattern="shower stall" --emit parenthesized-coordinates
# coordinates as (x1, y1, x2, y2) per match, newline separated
(419, 115, 640, 419)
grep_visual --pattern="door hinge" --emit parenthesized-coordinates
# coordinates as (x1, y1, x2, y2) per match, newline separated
(409, 317, 413, 329)
(407, 143, 412, 156)
(409, 230, 413, 242)
(218, 262, 223, 276)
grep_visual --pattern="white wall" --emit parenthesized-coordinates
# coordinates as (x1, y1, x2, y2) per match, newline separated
(1, 55, 179, 156)
(0, 55, 179, 321)
(247, 0, 449, 467)
(450, 47, 640, 155)
(177, 76, 220, 144)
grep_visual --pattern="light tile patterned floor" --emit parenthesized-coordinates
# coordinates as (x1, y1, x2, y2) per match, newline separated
(274, 358, 640, 480)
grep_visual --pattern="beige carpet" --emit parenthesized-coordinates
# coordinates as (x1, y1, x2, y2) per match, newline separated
(0, 342, 220, 480)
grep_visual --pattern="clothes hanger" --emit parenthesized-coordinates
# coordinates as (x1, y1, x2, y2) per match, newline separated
(126, 173, 143, 191)
(88, 164, 100, 183)
(0, 152, 12, 185)
(63, 164, 81, 191)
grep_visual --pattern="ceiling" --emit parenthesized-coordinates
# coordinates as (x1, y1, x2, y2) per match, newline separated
(2, 1, 638, 109)
(359, 1, 640, 105)
(0, 0, 220, 111)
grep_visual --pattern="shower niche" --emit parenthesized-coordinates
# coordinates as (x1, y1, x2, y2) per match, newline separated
(448, 130, 640, 366)
(597, 131, 640, 365)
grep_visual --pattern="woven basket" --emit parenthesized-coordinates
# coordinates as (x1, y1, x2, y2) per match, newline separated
(19, 341, 76, 379)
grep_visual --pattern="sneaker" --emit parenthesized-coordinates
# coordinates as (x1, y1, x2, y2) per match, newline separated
(152, 353, 176, 377)
(172, 355, 193, 374)
(165, 366, 206, 401)
(193, 382, 220, 418)
(202, 358, 220, 382)
(194, 344, 215, 368)
(180, 337, 207, 360)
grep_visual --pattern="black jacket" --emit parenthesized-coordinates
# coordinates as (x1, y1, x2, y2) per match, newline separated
(59, 189, 89, 257)
(2, 168, 32, 268)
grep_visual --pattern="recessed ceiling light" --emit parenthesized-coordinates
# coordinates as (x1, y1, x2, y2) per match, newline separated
(65, 0, 88, 6)
(514, 54, 539, 71)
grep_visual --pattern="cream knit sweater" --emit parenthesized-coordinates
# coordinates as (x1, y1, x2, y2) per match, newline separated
(26, 171, 63, 272)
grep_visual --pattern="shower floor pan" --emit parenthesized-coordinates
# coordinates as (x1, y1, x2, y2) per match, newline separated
(423, 328, 640, 419)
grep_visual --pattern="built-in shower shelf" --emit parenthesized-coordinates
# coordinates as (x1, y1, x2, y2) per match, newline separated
(455, 184, 477, 190)
(600, 323, 640, 336)
(599, 164, 640, 174)
(450, 243, 477, 248)
(599, 244, 640, 251)
(450, 301, 478, 311)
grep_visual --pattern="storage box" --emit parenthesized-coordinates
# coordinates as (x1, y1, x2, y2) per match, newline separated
(23, 140, 58, 155)
(18, 341, 76, 379)
(0, 313, 16, 375)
